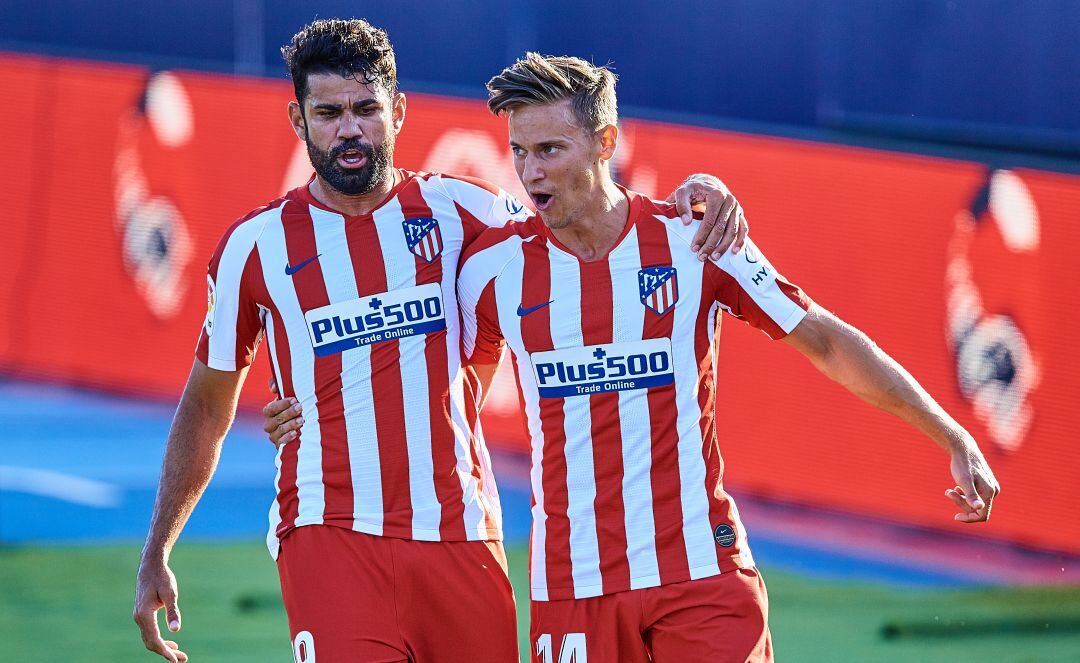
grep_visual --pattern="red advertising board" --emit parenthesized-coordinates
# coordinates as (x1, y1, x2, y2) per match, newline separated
(1, 53, 1076, 555)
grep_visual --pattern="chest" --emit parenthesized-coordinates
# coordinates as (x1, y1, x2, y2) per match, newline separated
(257, 202, 467, 357)
(500, 243, 706, 355)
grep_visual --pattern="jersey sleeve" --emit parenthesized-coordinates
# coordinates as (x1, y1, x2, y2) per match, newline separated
(433, 174, 534, 249)
(706, 236, 813, 339)
(195, 220, 265, 371)
(457, 229, 524, 366)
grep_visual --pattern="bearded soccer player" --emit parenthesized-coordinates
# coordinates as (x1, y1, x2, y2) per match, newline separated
(446, 54, 997, 661)
(132, 19, 748, 663)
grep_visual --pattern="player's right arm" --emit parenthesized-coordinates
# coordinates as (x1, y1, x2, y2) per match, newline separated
(135, 213, 267, 660)
(134, 361, 246, 662)
(707, 236, 998, 523)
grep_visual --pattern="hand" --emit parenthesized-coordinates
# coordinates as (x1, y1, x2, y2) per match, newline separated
(666, 174, 748, 261)
(945, 439, 1000, 523)
(263, 396, 303, 448)
(133, 559, 188, 662)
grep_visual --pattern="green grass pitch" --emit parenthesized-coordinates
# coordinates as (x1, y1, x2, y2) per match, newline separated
(1, 541, 1077, 661)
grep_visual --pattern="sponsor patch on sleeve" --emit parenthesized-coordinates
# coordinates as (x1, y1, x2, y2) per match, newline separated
(204, 274, 216, 336)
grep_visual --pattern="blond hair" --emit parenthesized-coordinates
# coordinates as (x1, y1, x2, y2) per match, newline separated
(486, 52, 618, 133)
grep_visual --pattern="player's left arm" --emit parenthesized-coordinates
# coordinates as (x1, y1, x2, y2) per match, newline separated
(783, 306, 1001, 522)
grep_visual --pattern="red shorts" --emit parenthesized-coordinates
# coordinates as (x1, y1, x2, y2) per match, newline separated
(530, 568, 771, 663)
(277, 525, 518, 662)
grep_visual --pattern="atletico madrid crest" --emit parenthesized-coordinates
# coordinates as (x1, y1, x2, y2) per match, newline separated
(402, 217, 444, 262)
(638, 266, 679, 315)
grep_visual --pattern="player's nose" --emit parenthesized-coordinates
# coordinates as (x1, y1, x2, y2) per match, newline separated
(335, 112, 366, 141)
(522, 154, 544, 183)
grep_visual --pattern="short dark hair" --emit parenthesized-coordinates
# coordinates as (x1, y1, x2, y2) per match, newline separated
(282, 18, 397, 104)
(486, 52, 618, 133)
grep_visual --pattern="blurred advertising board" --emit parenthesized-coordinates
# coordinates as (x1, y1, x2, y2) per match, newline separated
(1, 53, 1076, 555)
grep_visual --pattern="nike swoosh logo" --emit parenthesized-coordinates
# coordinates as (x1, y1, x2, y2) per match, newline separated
(285, 254, 321, 275)
(517, 300, 553, 316)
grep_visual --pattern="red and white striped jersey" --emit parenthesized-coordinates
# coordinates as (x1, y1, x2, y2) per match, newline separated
(458, 188, 813, 600)
(196, 169, 533, 558)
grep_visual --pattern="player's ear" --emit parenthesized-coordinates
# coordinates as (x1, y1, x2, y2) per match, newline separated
(287, 101, 306, 141)
(598, 124, 618, 162)
(392, 92, 406, 133)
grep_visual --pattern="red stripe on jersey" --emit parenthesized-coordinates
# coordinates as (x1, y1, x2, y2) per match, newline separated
(695, 266, 728, 559)
(242, 245, 297, 538)
(399, 179, 466, 539)
(344, 210, 412, 538)
(578, 259, 631, 594)
(455, 201, 491, 254)
(635, 218, 692, 584)
(519, 240, 575, 594)
(280, 201, 353, 528)
(232, 248, 265, 367)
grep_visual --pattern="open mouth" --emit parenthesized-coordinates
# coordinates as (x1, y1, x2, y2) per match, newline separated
(336, 150, 368, 169)
(531, 193, 554, 211)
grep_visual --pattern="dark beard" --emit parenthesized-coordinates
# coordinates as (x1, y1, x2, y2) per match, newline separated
(306, 133, 394, 196)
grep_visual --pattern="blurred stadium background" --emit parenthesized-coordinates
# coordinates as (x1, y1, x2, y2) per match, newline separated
(2, 1, 1079, 661)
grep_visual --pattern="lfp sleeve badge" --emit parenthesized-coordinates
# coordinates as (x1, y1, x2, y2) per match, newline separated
(529, 339, 674, 398)
(304, 283, 445, 356)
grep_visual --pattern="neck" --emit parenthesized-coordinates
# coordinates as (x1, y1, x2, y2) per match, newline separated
(308, 169, 399, 216)
(548, 178, 628, 262)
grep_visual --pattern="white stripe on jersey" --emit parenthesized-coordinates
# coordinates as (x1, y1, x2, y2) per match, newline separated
(258, 208, 326, 532)
(607, 227, 662, 589)
(665, 222, 722, 579)
(264, 311, 285, 557)
(308, 205, 385, 536)
(420, 177, 490, 538)
(205, 219, 262, 370)
(370, 196, 442, 539)
(547, 247, 604, 597)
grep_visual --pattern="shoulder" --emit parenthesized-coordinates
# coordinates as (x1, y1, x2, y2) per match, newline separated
(632, 195, 701, 250)
(415, 171, 500, 201)
(458, 224, 536, 291)
(212, 196, 286, 258)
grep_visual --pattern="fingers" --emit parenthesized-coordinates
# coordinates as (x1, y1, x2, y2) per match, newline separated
(958, 471, 986, 513)
(271, 415, 306, 448)
(674, 186, 693, 225)
(694, 194, 737, 260)
(946, 485, 991, 523)
(263, 398, 301, 434)
(164, 590, 181, 633)
(732, 210, 748, 254)
(134, 603, 179, 662)
(710, 197, 741, 259)
(164, 642, 189, 662)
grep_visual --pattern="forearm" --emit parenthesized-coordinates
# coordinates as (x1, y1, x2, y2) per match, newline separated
(796, 311, 970, 453)
(140, 391, 236, 562)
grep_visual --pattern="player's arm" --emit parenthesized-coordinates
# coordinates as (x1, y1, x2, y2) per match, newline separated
(134, 360, 247, 662)
(783, 306, 1000, 522)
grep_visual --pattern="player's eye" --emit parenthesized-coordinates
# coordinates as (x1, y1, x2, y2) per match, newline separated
(512, 147, 526, 157)
(542, 145, 558, 154)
